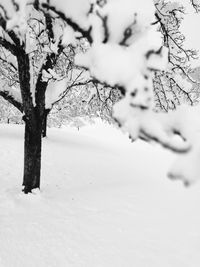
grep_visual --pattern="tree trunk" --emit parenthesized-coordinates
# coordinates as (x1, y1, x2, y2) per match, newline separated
(42, 109, 50, 138)
(22, 121, 42, 194)
(17, 48, 49, 194)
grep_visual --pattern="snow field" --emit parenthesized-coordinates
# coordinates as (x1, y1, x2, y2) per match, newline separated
(0, 121, 200, 267)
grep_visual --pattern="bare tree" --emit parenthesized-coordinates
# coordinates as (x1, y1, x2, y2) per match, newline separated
(0, 1, 90, 192)
(0, 0, 122, 193)
(153, 0, 199, 111)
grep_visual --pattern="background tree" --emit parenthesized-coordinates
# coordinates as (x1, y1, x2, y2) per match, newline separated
(0, 0, 122, 193)
(190, 0, 200, 12)
(48, 81, 121, 129)
(0, 1, 91, 193)
(153, 0, 199, 111)
(0, 97, 22, 124)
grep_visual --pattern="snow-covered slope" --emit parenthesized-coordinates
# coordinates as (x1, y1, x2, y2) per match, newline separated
(0, 121, 200, 267)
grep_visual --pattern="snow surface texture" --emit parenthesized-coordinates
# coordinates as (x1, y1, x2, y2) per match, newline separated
(0, 122, 200, 267)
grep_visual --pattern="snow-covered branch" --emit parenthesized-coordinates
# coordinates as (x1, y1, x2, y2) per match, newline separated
(0, 90, 23, 112)
(0, 37, 17, 55)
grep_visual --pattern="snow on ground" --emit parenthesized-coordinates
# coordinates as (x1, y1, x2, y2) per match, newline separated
(0, 121, 200, 267)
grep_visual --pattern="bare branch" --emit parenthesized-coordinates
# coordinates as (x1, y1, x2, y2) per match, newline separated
(0, 90, 23, 112)
(0, 36, 17, 55)
(190, 0, 200, 12)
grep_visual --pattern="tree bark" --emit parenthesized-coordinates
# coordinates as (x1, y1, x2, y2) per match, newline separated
(22, 120, 42, 193)
(42, 109, 50, 138)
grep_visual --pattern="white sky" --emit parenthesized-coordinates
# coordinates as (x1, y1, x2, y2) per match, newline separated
(179, 0, 200, 67)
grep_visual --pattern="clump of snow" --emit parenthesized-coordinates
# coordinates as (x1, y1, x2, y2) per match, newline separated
(45, 77, 68, 109)
(167, 105, 200, 185)
(75, 28, 166, 89)
(45, 0, 90, 28)
(62, 25, 77, 46)
(114, 101, 200, 185)
(0, 0, 17, 19)
(76, 43, 140, 87)
(74, 0, 169, 158)
(7, 0, 28, 33)
(98, 0, 155, 43)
